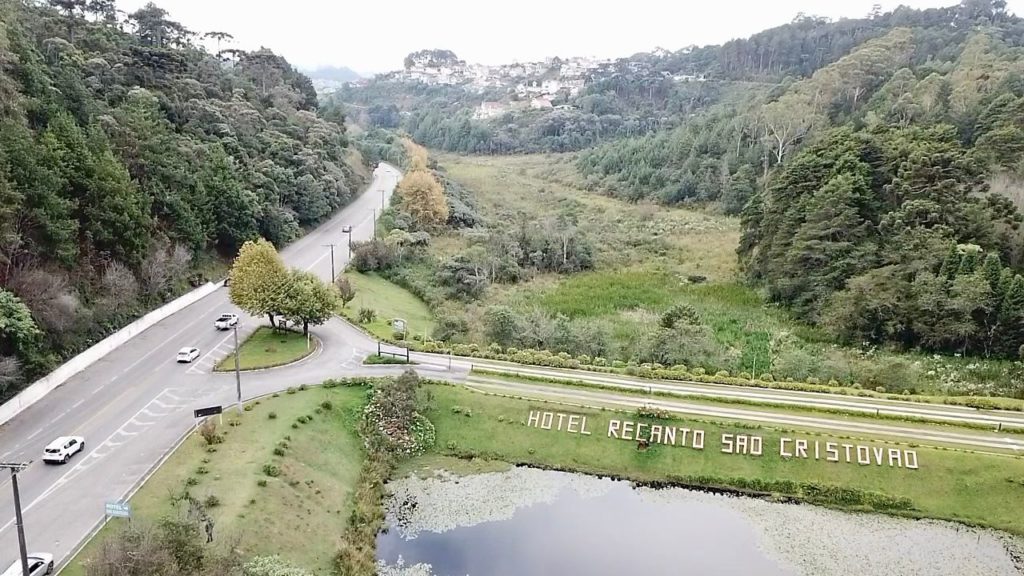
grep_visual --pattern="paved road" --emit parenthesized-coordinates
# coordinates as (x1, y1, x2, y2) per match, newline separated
(4, 163, 1024, 569)
(463, 376, 1024, 452)
(0, 164, 451, 569)
(463, 359, 1024, 431)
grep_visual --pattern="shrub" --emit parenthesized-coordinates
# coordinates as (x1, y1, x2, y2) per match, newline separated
(204, 494, 220, 508)
(273, 447, 286, 457)
(298, 384, 308, 391)
(351, 239, 399, 272)
(185, 477, 198, 487)
(262, 463, 281, 477)
(268, 412, 277, 420)
(198, 419, 223, 446)
(660, 303, 700, 329)
(358, 307, 377, 323)
(286, 387, 297, 394)
(195, 466, 209, 475)
(244, 404, 254, 412)
(296, 416, 308, 424)
(257, 479, 268, 487)
(320, 400, 333, 410)
(244, 556, 313, 576)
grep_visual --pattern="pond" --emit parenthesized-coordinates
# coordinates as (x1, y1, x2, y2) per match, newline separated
(376, 467, 1023, 576)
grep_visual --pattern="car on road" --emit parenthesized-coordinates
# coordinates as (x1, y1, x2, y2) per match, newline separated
(214, 313, 239, 330)
(42, 436, 85, 464)
(176, 346, 200, 363)
(1, 554, 54, 576)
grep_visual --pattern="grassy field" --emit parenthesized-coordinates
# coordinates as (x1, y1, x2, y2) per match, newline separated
(338, 270, 435, 341)
(63, 386, 367, 576)
(364, 152, 1022, 400)
(215, 326, 314, 371)
(422, 385, 1024, 534)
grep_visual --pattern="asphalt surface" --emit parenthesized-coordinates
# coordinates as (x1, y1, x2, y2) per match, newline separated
(463, 359, 1024, 431)
(463, 376, 1024, 452)
(3, 164, 1024, 569)
(0, 164, 461, 569)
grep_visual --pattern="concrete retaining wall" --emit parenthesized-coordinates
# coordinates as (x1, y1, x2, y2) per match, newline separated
(0, 281, 223, 427)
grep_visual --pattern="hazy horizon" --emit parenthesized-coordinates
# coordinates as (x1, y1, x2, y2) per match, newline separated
(113, 0, 1024, 76)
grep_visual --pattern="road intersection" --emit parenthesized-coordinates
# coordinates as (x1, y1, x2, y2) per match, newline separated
(2, 163, 1023, 570)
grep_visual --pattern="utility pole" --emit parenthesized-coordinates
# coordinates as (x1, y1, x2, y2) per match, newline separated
(1, 462, 31, 576)
(372, 209, 377, 238)
(233, 323, 242, 414)
(322, 244, 337, 282)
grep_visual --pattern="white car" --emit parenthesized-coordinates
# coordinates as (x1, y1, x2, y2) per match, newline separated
(214, 313, 238, 330)
(1, 554, 54, 576)
(42, 436, 84, 464)
(176, 347, 200, 363)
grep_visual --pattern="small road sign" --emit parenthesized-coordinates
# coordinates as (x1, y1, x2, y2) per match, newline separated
(105, 501, 131, 518)
(193, 405, 223, 419)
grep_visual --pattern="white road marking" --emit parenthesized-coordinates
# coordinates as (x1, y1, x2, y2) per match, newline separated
(118, 300, 224, 375)
(71, 399, 84, 409)
(3, 388, 198, 516)
(187, 330, 237, 374)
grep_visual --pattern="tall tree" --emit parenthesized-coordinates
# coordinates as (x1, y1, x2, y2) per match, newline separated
(228, 239, 289, 326)
(277, 270, 338, 335)
(397, 170, 449, 229)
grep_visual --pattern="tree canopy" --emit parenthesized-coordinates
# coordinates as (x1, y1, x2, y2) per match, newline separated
(0, 1, 366, 400)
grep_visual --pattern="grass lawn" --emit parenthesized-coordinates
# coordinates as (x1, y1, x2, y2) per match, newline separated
(215, 326, 313, 371)
(422, 385, 1024, 534)
(63, 385, 367, 576)
(399, 153, 1023, 399)
(338, 270, 435, 341)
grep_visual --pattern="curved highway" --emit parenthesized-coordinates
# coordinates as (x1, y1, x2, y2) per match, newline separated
(0, 164, 459, 569)
(2, 163, 1023, 570)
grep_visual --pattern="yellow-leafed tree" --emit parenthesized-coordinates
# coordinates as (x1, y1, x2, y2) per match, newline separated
(402, 138, 429, 171)
(228, 238, 289, 326)
(398, 169, 448, 228)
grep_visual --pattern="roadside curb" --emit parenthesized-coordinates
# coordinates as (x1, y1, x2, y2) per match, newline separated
(211, 333, 323, 374)
(56, 421, 195, 574)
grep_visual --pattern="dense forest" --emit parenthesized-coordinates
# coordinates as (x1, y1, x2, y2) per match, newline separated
(344, 0, 1024, 364)
(590, 1, 1024, 361)
(0, 1, 365, 400)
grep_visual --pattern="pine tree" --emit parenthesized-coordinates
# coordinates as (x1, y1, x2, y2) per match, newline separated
(781, 171, 877, 316)
(939, 244, 960, 280)
(957, 248, 979, 276)
(997, 275, 1024, 355)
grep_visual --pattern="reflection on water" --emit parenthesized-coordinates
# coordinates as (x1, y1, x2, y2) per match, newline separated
(377, 467, 1023, 576)
(378, 473, 792, 576)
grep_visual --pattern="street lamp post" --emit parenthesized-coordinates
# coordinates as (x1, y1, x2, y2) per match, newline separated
(342, 226, 352, 259)
(233, 323, 242, 414)
(1, 462, 31, 576)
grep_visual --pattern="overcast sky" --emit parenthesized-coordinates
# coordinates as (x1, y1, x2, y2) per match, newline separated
(114, 0, 1024, 75)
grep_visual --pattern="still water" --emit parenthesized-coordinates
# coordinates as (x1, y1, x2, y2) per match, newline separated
(376, 467, 1023, 576)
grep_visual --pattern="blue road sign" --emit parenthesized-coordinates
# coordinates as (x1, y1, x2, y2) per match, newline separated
(105, 501, 131, 518)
